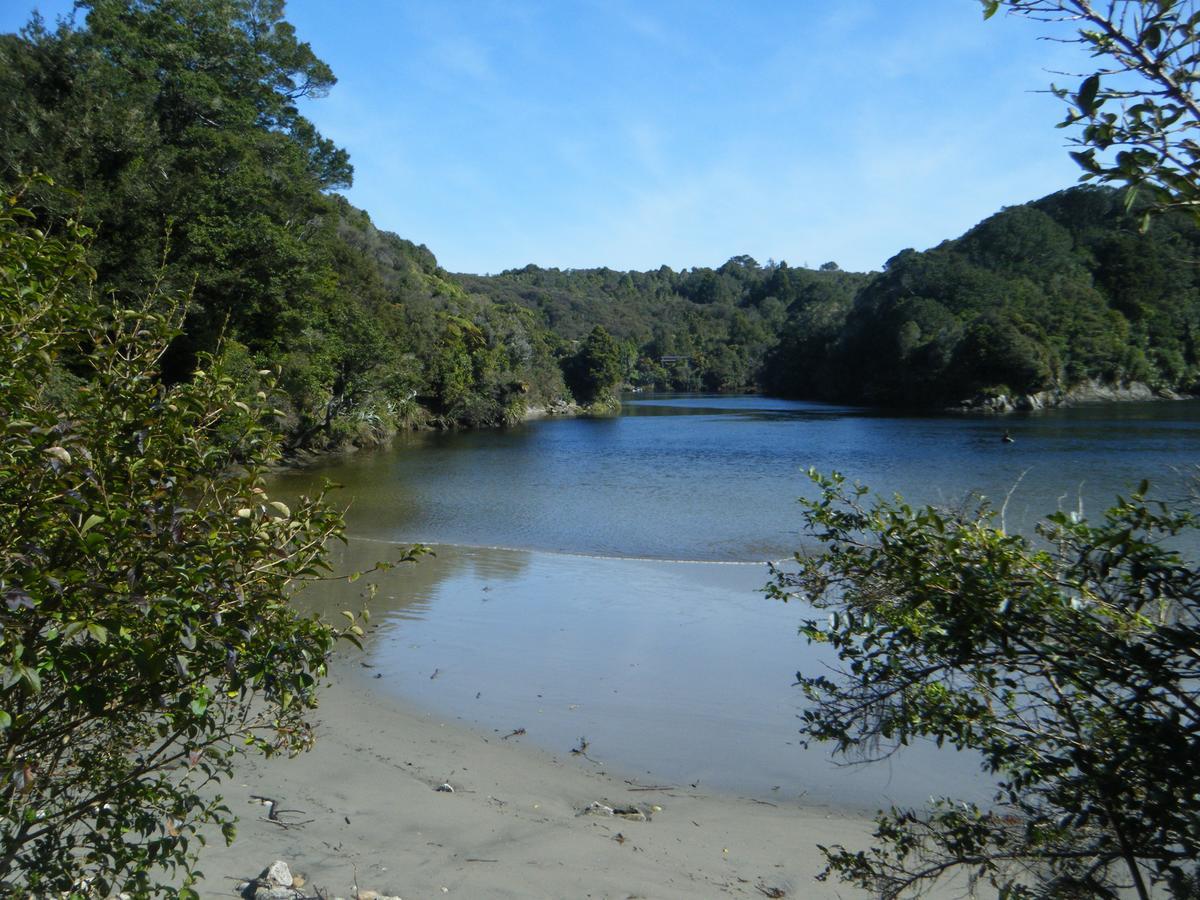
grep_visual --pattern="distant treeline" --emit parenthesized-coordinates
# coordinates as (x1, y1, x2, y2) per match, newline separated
(457, 259, 868, 394)
(465, 187, 1200, 408)
(3, 1, 1197, 455)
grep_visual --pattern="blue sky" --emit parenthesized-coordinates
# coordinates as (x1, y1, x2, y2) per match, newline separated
(3, 1, 1089, 273)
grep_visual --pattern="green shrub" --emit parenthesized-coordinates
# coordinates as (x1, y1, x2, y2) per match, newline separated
(0, 188, 410, 897)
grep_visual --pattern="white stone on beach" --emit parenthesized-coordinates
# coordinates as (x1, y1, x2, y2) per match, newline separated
(265, 859, 293, 887)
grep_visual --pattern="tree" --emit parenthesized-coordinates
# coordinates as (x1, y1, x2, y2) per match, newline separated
(563, 325, 623, 405)
(0, 187, 417, 896)
(984, 0, 1200, 222)
(1, 1, 577, 446)
(771, 471, 1199, 898)
(949, 312, 1056, 396)
(0, 0, 353, 365)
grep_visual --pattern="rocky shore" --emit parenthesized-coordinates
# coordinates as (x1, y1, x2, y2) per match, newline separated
(955, 378, 1192, 414)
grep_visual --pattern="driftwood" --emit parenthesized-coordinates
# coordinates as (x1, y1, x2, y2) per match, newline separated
(250, 794, 314, 828)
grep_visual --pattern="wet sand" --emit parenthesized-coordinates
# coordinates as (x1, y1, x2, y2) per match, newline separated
(194, 541, 986, 898)
(195, 654, 881, 899)
(333, 542, 987, 810)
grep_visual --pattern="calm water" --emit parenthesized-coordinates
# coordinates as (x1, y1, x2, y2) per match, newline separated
(280, 395, 1200, 561)
(282, 395, 1200, 807)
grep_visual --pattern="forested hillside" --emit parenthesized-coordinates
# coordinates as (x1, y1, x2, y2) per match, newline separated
(458, 260, 868, 393)
(764, 187, 1200, 407)
(0, 0, 571, 450)
(3, 1, 1197, 460)
(462, 187, 1200, 408)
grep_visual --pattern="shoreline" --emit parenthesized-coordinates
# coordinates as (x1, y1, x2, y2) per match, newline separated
(286, 541, 990, 813)
(222, 394, 1200, 897)
(272, 397, 588, 474)
(950, 378, 1195, 415)
(272, 388, 1198, 473)
(345, 534, 783, 566)
(196, 652, 884, 899)
(191, 536, 1000, 898)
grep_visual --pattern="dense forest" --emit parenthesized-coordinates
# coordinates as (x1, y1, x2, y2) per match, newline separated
(458, 260, 868, 393)
(463, 188, 1200, 408)
(0, 0, 572, 450)
(769, 188, 1200, 408)
(2, 1, 1197, 456)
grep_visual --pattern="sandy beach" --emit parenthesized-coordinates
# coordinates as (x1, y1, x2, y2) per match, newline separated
(187, 538, 986, 899)
(194, 652, 883, 900)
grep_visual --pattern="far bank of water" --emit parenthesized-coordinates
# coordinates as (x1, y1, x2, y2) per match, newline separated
(280, 395, 1200, 807)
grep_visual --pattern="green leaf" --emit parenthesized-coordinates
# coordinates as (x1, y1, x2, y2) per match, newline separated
(21, 666, 41, 693)
(1077, 74, 1101, 115)
(80, 513, 105, 534)
(1069, 150, 1102, 174)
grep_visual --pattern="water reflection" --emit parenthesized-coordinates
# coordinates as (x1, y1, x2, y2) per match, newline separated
(273, 395, 1200, 806)
(333, 542, 990, 810)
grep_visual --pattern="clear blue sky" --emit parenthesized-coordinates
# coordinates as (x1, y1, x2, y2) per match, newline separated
(3, 1, 1089, 274)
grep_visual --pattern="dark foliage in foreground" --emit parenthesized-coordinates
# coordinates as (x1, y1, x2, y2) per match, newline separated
(0, 186, 427, 895)
(771, 471, 1200, 897)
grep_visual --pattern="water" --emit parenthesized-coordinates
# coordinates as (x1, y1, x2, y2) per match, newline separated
(280, 395, 1200, 808)
(279, 394, 1200, 562)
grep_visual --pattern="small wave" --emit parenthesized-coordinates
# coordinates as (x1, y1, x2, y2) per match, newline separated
(341, 534, 788, 566)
